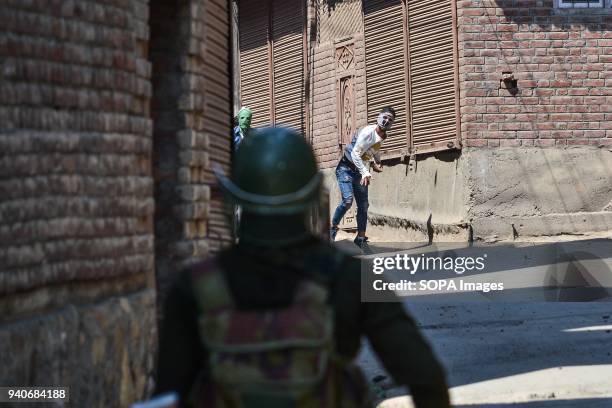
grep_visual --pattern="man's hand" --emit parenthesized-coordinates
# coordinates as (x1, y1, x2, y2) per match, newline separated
(372, 162, 383, 173)
(360, 176, 371, 186)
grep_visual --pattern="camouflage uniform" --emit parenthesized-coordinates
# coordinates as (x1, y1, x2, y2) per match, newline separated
(156, 238, 450, 407)
(155, 128, 450, 408)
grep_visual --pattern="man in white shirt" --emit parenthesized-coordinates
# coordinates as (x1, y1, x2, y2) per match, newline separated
(330, 107, 395, 252)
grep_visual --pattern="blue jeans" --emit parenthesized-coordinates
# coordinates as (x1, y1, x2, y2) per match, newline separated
(331, 162, 369, 232)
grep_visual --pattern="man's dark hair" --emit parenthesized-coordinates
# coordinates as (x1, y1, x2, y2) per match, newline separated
(381, 106, 396, 117)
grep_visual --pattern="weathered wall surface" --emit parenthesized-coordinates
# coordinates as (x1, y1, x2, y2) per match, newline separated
(466, 147, 612, 240)
(367, 152, 469, 240)
(325, 152, 469, 241)
(457, 0, 612, 148)
(0, 1, 155, 405)
(0, 291, 156, 407)
(456, 1, 612, 239)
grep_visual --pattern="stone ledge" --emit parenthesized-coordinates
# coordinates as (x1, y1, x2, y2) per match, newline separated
(367, 213, 470, 243)
(472, 211, 612, 242)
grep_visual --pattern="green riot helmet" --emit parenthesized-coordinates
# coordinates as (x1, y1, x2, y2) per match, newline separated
(215, 127, 324, 245)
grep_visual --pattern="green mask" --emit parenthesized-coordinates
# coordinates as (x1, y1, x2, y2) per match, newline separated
(238, 108, 252, 134)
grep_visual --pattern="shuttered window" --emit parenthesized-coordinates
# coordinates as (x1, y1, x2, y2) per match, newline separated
(363, 0, 461, 157)
(272, 0, 305, 133)
(363, 0, 408, 158)
(407, 0, 460, 153)
(204, 0, 234, 250)
(238, 0, 305, 133)
(238, 0, 271, 127)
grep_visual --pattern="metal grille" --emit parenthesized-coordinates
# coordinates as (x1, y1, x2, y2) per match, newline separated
(272, 0, 305, 133)
(364, 0, 408, 157)
(238, 0, 271, 127)
(407, 0, 459, 153)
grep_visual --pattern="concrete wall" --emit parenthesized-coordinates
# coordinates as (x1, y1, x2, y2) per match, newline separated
(467, 146, 612, 240)
(0, 0, 156, 405)
(325, 151, 470, 241)
(368, 152, 469, 240)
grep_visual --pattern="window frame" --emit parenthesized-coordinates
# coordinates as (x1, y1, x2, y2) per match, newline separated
(556, 0, 606, 9)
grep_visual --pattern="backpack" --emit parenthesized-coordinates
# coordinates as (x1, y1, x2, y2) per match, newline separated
(188, 257, 371, 408)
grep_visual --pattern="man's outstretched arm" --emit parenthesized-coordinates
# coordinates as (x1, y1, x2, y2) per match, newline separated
(363, 301, 451, 408)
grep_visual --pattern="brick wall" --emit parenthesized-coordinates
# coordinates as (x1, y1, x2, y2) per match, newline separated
(0, 0, 153, 321)
(150, 0, 232, 291)
(0, 0, 156, 404)
(310, 1, 367, 169)
(457, 0, 612, 148)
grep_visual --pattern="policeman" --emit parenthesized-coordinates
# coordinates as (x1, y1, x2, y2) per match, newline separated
(155, 128, 451, 408)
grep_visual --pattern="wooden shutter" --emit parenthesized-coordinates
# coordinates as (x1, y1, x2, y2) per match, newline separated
(272, 0, 305, 133)
(204, 0, 234, 250)
(406, 0, 460, 153)
(364, 0, 408, 158)
(238, 0, 271, 127)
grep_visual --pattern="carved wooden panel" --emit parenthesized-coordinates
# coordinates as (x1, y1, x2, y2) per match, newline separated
(335, 41, 356, 147)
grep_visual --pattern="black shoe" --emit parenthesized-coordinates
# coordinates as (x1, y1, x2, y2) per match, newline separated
(354, 236, 372, 254)
(330, 227, 338, 242)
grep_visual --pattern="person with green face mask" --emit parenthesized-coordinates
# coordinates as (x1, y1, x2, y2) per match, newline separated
(232, 106, 252, 152)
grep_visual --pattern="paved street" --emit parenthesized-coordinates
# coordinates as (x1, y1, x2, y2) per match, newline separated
(361, 302, 612, 407)
(336, 238, 612, 407)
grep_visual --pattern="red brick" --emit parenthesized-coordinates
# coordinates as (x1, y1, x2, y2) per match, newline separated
(550, 131, 571, 139)
(465, 139, 487, 147)
(498, 24, 518, 32)
(534, 88, 554, 97)
(534, 139, 555, 147)
(584, 130, 606, 138)
(517, 131, 538, 139)
(463, 8, 485, 16)
(500, 139, 521, 147)
(548, 32, 568, 40)
(584, 79, 605, 87)
(568, 88, 589, 96)
(583, 32, 603, 39)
